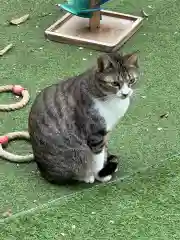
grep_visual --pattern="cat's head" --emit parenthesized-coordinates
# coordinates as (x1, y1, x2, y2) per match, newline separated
(95, 51, 139, 99)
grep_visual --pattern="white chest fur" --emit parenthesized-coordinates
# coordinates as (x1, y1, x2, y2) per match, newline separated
(93, 96, 130, 131)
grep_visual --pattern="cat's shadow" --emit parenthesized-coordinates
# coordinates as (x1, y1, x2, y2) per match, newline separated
(62, 173, 120, 191)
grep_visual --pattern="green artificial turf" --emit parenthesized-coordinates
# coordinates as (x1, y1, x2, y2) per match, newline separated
(1, 0, 180, 238)
(1, 155, 180, 239)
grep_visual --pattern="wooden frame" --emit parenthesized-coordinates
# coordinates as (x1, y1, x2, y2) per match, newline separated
(45, 10, 143, 52)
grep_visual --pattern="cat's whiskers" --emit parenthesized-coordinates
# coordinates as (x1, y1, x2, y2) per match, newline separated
(132, 88, 144, 99)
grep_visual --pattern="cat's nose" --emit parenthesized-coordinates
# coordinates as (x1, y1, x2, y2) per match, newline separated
(122, 93, 128, 98)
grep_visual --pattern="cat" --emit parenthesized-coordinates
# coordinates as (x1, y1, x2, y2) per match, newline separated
(28, 51, 139, 185)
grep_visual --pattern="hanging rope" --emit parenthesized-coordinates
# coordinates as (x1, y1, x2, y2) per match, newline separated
(0, 84, 34, 162)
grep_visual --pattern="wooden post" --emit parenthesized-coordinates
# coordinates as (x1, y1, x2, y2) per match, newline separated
(89, 0, 101, 31)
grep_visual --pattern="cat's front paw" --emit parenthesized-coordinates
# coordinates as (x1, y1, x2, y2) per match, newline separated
(84, 175, 95, 184)
(95, 175, 112, 182)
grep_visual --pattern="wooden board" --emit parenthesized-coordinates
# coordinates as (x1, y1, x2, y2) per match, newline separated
(45, 10, 143, 52)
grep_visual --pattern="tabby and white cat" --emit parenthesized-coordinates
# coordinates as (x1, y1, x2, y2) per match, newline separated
(28, 51, 139, 184)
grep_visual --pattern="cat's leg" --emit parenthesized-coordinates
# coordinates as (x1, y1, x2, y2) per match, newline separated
(99, 145, 119, 177)
(87, 131, 112, 182)
(94, 139, 118, 179)
(74, 151, 95, 184)
(98, 154, 118, 178)
(92, 147, 112, 182)
(107, 152, 119, 173)
(88, 134, 112, 182)
(78, 165, 95, 184)
(100, 138, 119, 176)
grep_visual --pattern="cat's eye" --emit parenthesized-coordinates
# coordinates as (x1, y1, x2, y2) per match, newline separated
(129, 78, 136, 85)
(112, 82, 120, 87)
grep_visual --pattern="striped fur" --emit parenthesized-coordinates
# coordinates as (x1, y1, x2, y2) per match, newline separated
(28, 51, 139, 184)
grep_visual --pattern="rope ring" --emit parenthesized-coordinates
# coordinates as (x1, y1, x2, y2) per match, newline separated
(0, 85, 30, 111)
(0, 131, 34, 163)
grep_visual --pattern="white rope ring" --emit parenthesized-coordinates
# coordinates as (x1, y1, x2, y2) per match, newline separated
(0, 131, 34, 162)
(0, 85, 30, 111)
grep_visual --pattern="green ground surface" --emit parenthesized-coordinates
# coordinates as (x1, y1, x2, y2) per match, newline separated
(0, 0, 180, 239)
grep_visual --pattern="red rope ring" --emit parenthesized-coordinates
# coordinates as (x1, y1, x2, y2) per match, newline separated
(0, 132, 34, 162)
(0, 85, 30, 111)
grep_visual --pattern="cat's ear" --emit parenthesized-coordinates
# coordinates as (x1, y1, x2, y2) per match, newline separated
(123, 51, 139, 67)
(97, 55, 110, 72)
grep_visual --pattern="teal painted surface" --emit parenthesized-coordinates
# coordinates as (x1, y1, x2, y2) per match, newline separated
(58, 0, 111, 18)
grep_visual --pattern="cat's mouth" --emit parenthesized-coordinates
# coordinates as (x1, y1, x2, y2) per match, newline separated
(117, 89, 133, 99)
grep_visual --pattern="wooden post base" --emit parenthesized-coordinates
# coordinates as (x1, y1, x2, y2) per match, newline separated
(45, 10, 143, 52)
